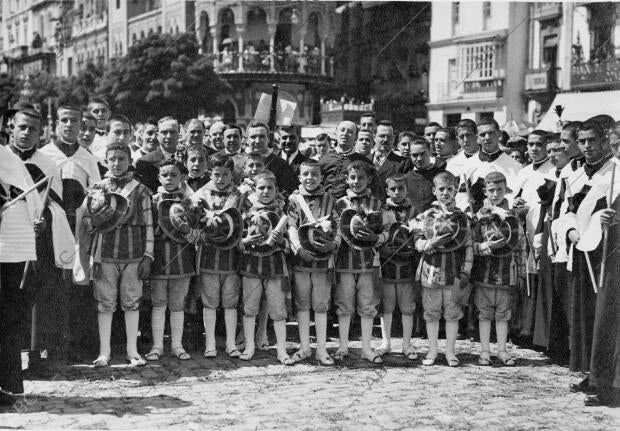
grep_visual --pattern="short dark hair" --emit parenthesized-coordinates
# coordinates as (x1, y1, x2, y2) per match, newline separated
(410, 136, 431, 150)
(456, 119, 477, 134)
(360, 112, 376, 120)
(385, 173, 407, 186)
(477, 117, 500, 131)
(223, 123, 243, 136)
(88, 97, 110, 109)
(433, 171, 456, 186)
(15, 109, 42, 126)
(160, 158, 188, 175)
(587, 114, 615, 132)
(578, 120, 604, 139)
(254, 171, 277, 185)
(277, 125, 299, 136)
(528, 129, 549, 144)
(106, 114, 132, 132)
(209, 153, 235, 171)
(435, 127, 456, 141)
(315, 132, 329, 141)
(426, 122, 442, 129)
(562, 121, 583, 140)
(345, 159, 373, 176)
(82, 111, 97, 122)
(246, 120, 270, 135)
(57, 105, 82, 117)
(106, 142, 132, 158)
(484, 171, 507, 186)
(398, 131, 416, 141)
(299, 159, 321, 171)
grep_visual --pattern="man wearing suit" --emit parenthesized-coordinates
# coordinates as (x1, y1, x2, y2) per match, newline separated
(279, 125, 309, 175)
(372, 121, 405, 186)
(242, 121, 299, 196)
(134, 116, 179, 192)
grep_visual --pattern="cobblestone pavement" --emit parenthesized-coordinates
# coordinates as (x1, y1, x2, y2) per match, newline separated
(3, 335, 619, 430)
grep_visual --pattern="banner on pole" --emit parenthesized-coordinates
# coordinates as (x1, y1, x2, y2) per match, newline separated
(254, 91, 297, 126)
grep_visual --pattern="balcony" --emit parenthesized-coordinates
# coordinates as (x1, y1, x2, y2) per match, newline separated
(571, 57, 620, 90)
(206, 51, 334, 87)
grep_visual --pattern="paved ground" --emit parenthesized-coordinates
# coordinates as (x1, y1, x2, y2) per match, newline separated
(3, 333, 619, 430)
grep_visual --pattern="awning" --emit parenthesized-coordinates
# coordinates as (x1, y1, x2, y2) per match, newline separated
(536, 90, 620, 132)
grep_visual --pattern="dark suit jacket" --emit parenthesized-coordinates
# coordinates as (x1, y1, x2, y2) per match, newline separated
(376, 151, 406, 187)
(263, 152, 299, 196)
(286, 151, 310, 176)
(319, 151, 385, 201)
(134, 147, 167, 193)
(403, 157, 446, 213)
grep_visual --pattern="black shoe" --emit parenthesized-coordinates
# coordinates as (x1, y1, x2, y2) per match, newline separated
(570, 377, 593, 394)
(0, 391, 16, 406)
(584, 394, 616, 407)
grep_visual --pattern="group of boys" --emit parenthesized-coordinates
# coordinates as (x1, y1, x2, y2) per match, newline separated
(2, 99, 617, 406)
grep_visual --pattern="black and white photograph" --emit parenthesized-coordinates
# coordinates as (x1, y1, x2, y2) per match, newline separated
(0, 0, 619, 429)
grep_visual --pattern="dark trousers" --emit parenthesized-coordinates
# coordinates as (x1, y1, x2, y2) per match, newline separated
(0, 262, 28, 394)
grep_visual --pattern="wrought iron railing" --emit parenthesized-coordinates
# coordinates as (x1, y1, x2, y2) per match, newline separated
(571, 57, 620, 88)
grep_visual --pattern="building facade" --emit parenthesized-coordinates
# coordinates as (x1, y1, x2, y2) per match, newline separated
(192, 1, 337, 125)
(427, 1, 529, 127)
(524, 2, 620, 127)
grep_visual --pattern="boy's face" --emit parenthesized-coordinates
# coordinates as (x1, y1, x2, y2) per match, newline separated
(106, 149, 131, 177)
(548, 141, 570, 169)
(56, 109, 81, 143)
(346, 168, 369, 194)
(255, 178, 276, 203)
(315, 138, 329, 157)
(78, 118, 97, 148)
(298, 165, 322, 192)
(433, 179, 457, 205)
(89, 103, 110, 129)
(212, 166, 233, 190)
(485, 181, 507, 205)
(158, 165, 183, 191)
(510, 150, 524, 164)
(527, 134, 548, 163)
(397, 136, 412, 157)
(434, 131, 457, 157)
(457, 127, 478, 154)
(186, 150, 207, 178)
(244, 158, 264, 178)
(477, 124, 500, 154)
(141, 124, 159, 152)
(577, 129, 605, 163)
(410, 143, 431, 170)
(11, 113, 40, 149)
(107, 120, 131, 146)
(610, 133, 620, 160)
(386, 180, 406, 202)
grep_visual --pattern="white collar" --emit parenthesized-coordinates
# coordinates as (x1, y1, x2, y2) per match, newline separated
(282, 149, 299, 163)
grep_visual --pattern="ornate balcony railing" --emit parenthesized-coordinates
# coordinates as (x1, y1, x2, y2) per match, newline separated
(571, 57, 620, 89)
(206, 51, 334, 77)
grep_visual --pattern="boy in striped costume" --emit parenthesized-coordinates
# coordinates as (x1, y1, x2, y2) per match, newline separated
(239, 171, 292, 364)
(472, 172, 525, 366)
(334, 160, 390, 364)
(376, 174, 419, 360)
(86, 143, 154, 367)
(146, 160, 197, 361)
(414, 171, 473, 367)
(287, 159, 339, 365)
(193, 154, 243, 358)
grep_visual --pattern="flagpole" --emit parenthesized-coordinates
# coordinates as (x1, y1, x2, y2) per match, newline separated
(268, 84, 279, 147)
(599, 162, 616, 288)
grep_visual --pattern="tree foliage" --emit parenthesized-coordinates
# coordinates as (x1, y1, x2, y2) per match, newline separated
(96, 33, 229, 122)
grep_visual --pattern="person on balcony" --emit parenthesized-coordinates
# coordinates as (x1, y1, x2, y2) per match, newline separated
(221, 46, 233, 72)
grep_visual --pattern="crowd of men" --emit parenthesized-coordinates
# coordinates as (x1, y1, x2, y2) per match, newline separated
(0, 99, 618, 408)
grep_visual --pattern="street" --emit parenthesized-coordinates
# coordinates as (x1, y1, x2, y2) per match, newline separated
(3, 335, 619, 430)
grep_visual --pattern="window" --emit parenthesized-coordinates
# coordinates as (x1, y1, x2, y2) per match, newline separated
(452, 2, 460, 35)
(446, 114, 462, 127)
(116, 0, 120, 9)
(67, 57, 73, 76)
(459, 42, 496, 80)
